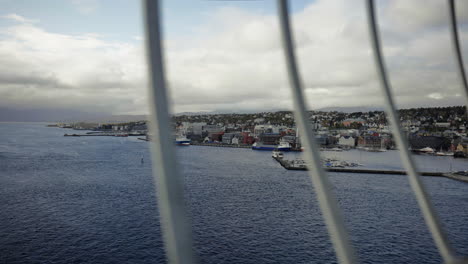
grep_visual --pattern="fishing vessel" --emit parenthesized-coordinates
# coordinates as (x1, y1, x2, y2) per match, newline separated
(175, 135, 191, 146)
(252, 141, 291, 151)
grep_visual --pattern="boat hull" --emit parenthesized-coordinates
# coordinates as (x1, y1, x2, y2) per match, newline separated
(252, 145, 291, 151)
(175, 140, 190, 146)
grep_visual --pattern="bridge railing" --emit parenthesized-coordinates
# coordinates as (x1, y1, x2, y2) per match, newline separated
(142, 0, 468, 263)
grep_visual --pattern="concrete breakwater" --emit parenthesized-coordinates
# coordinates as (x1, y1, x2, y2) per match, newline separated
(272, 156, 468, 183)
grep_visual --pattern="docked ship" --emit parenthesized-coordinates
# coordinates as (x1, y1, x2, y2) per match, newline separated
(175, 135, 191, 146)
(252, 141, 291, 151)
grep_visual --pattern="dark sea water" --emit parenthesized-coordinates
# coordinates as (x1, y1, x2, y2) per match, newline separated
(1, 123, 467, 264)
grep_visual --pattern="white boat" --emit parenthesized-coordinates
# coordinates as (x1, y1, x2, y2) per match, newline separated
(435, 152, 454, 156)
(175, 135, 191, 146)
(272, 150, 284, 159)
(330, 147, 343, 152)
(435, 147, 454, 156)
(365, 148, 387, 152)
(418, 147, 435, 153)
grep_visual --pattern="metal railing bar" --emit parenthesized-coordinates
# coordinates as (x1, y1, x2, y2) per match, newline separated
(448, 0, 468, 112)
(276, 1, 358, 263)
(142, 1, 197, 263)
(365, 1, 458, 263)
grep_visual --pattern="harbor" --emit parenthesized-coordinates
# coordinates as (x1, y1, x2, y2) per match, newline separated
(3, 123, 468, 264)
(54, 120, 467, 184)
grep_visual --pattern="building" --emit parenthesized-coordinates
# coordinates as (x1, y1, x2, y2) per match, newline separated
(453, 137, 468, 156)
(342, 118, 366, 127)
(254, 117, 265, 124)
(358, 135, 383, 149)
(222, 133, 237, 144)
(254, 125, 280, 136)
(435, 122, 450, 128)
(259, 133, 282, 145)
(203, 125, 224, 134)
(192, 122, 207, 135)
(338, 136, 355, 147)
(309, 121, 321, 131)
(208, 132, 224, 142)
(241, 131, 254, 145)
(409, 136, 450, 151)
(315, 134, 328, 145)
(231, 137, 240, 145)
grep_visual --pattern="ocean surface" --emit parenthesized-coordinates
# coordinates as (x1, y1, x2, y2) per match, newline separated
(1, 123, 467, 264)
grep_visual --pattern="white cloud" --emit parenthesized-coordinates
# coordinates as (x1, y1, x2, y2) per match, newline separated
(0, 0, 467, 115)
(3, 13, 38, 24)
(428, 93, 443, 100)
(0, 23, 146, 114)
(71, 0, 100, 15)
(384, 0, 468, 32)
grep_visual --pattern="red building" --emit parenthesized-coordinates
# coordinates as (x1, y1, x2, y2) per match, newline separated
(209, 132, 224, 142)
(241, 132, 254, 144)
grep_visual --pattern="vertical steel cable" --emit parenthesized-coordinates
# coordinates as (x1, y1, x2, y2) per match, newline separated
(448, 0, 468, 112)
(365, 1, 458, 263)
(142, 1, 196, 263)
(277, 1, 357, 263)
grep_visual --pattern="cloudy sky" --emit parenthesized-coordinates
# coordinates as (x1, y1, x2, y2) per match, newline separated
(0, 0, 467, 116)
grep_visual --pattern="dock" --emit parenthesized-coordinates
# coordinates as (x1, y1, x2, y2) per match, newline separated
(272, 156, 468, 183)
(190, 142, 251, 149)
(137, 141, 253, 148)
(189, 143, 304, 151)
(64, 133, 145, 137)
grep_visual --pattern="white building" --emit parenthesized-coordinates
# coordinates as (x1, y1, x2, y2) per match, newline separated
(254, 118, 265, 124)
(192, 122, 206, 135)
(253, 125, 280, 136)
(435, 122, 450, 128)
(338, 136, 355, 147)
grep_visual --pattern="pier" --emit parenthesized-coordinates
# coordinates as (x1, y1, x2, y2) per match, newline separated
(272, 156, 468, 183)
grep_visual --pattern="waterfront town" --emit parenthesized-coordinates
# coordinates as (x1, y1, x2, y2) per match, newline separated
(54, 106, 468, 158)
